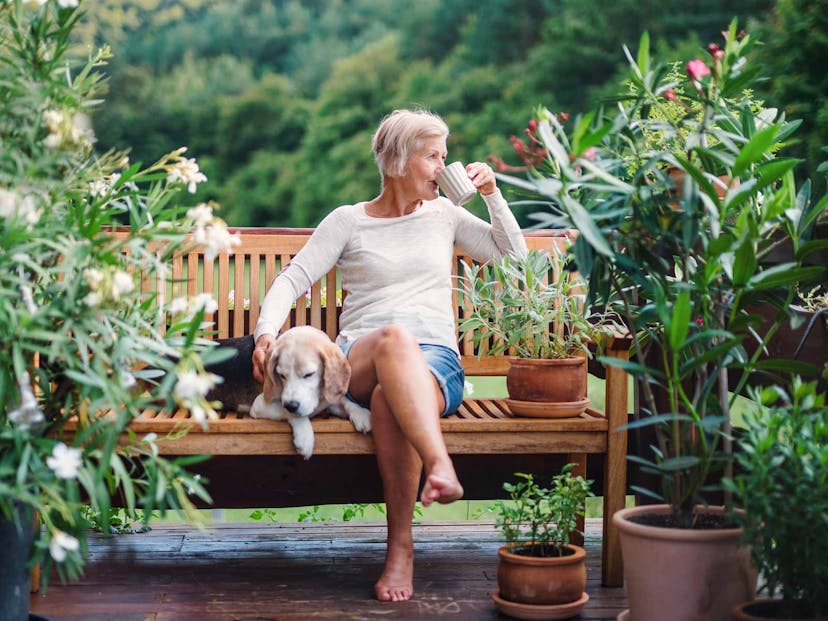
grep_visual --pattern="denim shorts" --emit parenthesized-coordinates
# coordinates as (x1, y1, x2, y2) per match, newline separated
(339, 340, 465, 417)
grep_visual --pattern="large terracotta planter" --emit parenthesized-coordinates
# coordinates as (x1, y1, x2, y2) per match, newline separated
(505, 356, 589, 417)
(497, 543, 587, 605)
(614, 504, 757, 621)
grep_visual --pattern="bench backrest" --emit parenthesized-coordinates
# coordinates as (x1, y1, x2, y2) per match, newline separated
(117, 227, 575, 376)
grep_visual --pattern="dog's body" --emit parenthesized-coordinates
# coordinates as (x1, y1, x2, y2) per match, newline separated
(245, 326, 371, 459)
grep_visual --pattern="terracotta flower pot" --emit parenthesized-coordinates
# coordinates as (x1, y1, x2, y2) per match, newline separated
(614, 504, 757, 621)
(497, 543, 587, 607)
(505, 356, 589, 417)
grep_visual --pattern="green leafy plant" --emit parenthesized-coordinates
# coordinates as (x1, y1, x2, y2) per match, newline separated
(724, 379, 828, 618)
(490, 464, 593, 558)
(457, 248, 620, 359)
(0, 0, 240, 587)
(495, 21, 828, 527)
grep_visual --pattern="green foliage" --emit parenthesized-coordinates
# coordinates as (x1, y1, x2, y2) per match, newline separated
(457, 249, 621, 359)
(757, 0, 828, 194)
(497, 23, 828, 525)
(82, 0, 783, 228)
(724, 379, 828, 618)
(0, 0, 237, 587)
(489, 464, 593, 557)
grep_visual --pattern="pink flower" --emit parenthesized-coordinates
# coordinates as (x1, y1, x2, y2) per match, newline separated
(664, 88, 677, 102)
(686, 59, 711, 80)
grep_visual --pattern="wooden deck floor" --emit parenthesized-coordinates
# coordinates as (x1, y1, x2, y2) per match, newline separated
(30, 518, 628, 620)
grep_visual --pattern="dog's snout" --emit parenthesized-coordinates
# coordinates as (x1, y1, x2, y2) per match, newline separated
(283, 400, 301, 414)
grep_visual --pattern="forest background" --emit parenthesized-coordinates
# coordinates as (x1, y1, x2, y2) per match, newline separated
(77, 0, 828, 229)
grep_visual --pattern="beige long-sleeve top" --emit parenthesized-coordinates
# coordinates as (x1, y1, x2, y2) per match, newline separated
(254, 190, 527, 354)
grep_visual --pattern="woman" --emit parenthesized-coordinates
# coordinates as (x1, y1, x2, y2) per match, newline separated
(252, 108, 527, 602)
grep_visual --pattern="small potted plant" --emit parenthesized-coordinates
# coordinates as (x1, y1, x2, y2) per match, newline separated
(725, 378, 828, 621)
(489, 464, 593, 618)
(457, 247, 620, 417)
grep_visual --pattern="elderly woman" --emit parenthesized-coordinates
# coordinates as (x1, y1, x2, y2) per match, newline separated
(252, 108, 526, 601)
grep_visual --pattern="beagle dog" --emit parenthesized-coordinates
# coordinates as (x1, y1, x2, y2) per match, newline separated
(250, 326, 371, 459)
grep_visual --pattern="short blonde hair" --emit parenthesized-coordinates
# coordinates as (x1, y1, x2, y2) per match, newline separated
(372, 109, 449, 178)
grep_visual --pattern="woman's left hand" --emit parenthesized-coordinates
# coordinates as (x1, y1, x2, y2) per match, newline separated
(465, 162, 497, 196)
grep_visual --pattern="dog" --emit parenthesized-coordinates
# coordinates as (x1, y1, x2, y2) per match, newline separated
(248, 326, 371, 459)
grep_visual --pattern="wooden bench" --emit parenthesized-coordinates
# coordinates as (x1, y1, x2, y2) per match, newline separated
(93, 227, 631, 587)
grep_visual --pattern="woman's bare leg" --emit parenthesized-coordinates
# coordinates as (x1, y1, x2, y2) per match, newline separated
(348, 326, 463, 505)
(369, 385, 419, 601)
(346, 326, 464, 601)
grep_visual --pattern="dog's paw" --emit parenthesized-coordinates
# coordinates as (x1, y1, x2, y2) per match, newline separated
(343, 401, 371, 434)
(290, 418, 314, 459)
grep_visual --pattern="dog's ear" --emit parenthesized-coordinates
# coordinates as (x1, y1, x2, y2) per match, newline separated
(320, 340, 351, 404)
(262, 340, 284, 403)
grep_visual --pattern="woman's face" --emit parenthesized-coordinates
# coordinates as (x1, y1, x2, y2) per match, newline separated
(403, 135, 447, 201)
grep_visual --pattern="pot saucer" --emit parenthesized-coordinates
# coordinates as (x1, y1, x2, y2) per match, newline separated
(617, 609, 630, 621)
(505, 398, 590, 418)
(491, 591, 589, 620)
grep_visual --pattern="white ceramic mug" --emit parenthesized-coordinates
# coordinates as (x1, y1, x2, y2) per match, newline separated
(436, 161, 477, 206)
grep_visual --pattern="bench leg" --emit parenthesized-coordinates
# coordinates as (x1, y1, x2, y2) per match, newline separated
(566, 452, 586, 548)
(602, 359, 629, 587)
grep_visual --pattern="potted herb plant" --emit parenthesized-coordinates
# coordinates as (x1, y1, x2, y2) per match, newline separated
(494, 20, 827, 621)
(457, 247, 620, 417)
(725, 378, 828, 621)
(0, 3, 238, 619)
(489, 464, 593, 619)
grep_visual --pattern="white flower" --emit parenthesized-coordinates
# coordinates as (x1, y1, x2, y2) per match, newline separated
(49, 531, 80, 563)
(167, 156, 207, 193)
(463, 380, 475, 396)
(193, 222, 241, 261)
(169, 296, 189, 315)
(42, 109, 63, 128)
(46, 443, 82, 479)
(43, 133, 61, 149)
(84, 268, 104, 290)
(190, 293, 218, 315)
(111, 270, 134, 299)
(57, 0, 79, 8)
(12, 252, 30, 263)
(173, 370, 219, 402)
(88, 173, 119, 198)
(83, 291, 101, 307)
(8, 374, 44, 431)
(187, 203, 213, 226)
(0, 188, 40, 225)
(0, 188, 15, 218)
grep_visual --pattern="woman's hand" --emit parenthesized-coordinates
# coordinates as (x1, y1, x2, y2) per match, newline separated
(466, 162, 497, 196)
(252, 334, 276, 383)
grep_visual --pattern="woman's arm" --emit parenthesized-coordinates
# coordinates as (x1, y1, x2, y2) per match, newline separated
(252, 208, 352, 381)
(453, 188, 527, 261)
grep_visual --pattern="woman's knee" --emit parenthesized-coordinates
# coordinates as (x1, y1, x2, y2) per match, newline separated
(375, 325, 418, 358)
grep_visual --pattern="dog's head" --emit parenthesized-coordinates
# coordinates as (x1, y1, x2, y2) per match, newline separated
(262, 326, 351, 417)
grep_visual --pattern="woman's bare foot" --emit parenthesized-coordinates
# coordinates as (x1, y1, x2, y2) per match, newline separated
(375, 542, 414, 602)
(420, 471, 464, 506)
